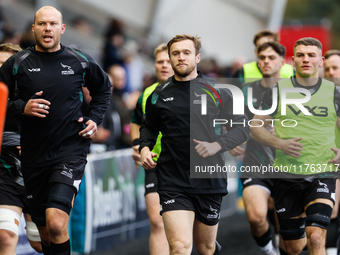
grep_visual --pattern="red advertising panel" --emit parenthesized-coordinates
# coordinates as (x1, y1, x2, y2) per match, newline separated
(280, 24, 330, 63)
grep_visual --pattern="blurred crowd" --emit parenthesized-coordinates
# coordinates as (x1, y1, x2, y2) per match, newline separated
(0, 7, 248, 153)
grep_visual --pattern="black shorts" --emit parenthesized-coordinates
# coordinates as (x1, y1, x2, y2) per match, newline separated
(158, 191, 223, 226)
(273, 178, 336, 220)
(240, 177, 274, 194)
(145, 168, 158, 195)
(23, 159, 86, 206)
(0, 184, 29, 209)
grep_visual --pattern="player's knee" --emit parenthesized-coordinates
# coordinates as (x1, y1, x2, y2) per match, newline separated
(307, 229, 325, 249)
(46, 211, 68, 238)
(284, 244, 303, 255)
(169, 240, 191, 254)
(47, 183, 75, 215)
(0, 229, 17, 248)
(305, 203, 332, 230)
(195, 241, 215, 255)
(279, 218, 306, 241)
(0, 208, 20, 237)
(247, 210, 267, 228)
(149, 214, 164, 233)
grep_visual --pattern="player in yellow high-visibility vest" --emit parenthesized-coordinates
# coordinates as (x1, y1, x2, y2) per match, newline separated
(251, 37, 340, 255)
(233, 30, 294, 86)
(130, 43, 173, 255)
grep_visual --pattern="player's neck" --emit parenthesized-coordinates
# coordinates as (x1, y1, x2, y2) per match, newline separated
(260, 76, 280, 88)
(295, 73, 319, 86)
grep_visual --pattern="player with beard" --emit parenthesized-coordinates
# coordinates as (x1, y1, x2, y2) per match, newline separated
(0, 6, 111, 255)
(140, 34, 249, 255)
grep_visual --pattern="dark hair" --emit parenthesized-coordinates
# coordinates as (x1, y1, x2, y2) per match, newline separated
(257, 41, 286, 58)
(167, 34, 201, 56)
(324, 49, 340, 59)
(253, 30, 279, 46)
(294, 37, 322, 53)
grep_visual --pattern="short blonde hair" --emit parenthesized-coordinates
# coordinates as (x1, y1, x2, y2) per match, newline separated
(0, 43, 22, 54)
(154, 43, 168, 58)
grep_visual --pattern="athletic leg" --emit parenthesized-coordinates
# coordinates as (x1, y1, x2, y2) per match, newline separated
(145, 192, 169, 255)
(162, 210, 195, 255)
(243, 185, 276, 255)
(193, 220, 219, 255)
(0, 205, 22, 255)
(305, 199, 333, 255)
(24, 213, 42, 253)
(46, 183, 75, 255)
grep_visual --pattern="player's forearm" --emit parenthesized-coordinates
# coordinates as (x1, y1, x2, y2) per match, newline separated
(250, 125, 282, 150)
(130, 122, 141, 142)
(139, 123, 158, 152)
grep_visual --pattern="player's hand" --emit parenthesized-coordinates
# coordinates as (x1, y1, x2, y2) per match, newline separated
(140, 147, 157, 170)
(24, 91, 51, 118)
(193, 139, 222, 158)
(132, 144, 142, 169)
(78, 117, 97, 139)
(16, 146, 21, 156)
(229, 145, 245, 157)
(329, 148, 340, 166)
(278, 138, 303, 158)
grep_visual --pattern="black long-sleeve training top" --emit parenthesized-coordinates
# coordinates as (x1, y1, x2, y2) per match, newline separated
(140, 72, 249, 194)
(0, 45, 112, 167)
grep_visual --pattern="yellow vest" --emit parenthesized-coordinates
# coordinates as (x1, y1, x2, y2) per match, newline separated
(243, 61, 294, 84)
(274, 78, 337, 174)
(142, 83, 162, 162)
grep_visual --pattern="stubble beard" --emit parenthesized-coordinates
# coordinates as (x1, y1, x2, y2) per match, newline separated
(173, 65, 195, 78)
(35, 34, 59, 51)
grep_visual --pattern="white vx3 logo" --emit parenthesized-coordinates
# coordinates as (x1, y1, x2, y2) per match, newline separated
(28, 68, 41, 72)
(163, 97, 174, 102)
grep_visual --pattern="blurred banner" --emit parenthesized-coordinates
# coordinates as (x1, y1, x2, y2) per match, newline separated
(72, 149, 149, 254)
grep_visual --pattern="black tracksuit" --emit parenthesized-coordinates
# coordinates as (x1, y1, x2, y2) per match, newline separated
(140, 72, 249, 195)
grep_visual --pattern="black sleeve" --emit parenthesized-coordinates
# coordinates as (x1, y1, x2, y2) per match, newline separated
(0, 55, 25, 118)
(131, 92, 144, 125)
(139, 91, 160, 151)
(83, 52, 112, 125)
(231, 67, 244, 88)
(215, 88, 250, 152)
(335, 85, 340, 117)
(261, 83, 278, 116)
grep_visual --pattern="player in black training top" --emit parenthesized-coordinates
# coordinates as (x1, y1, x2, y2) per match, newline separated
(140, 34, 249, 255)
(0, 6, 111, 255)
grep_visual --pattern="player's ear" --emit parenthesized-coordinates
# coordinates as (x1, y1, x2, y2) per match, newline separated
(196, 53, 201, 64)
